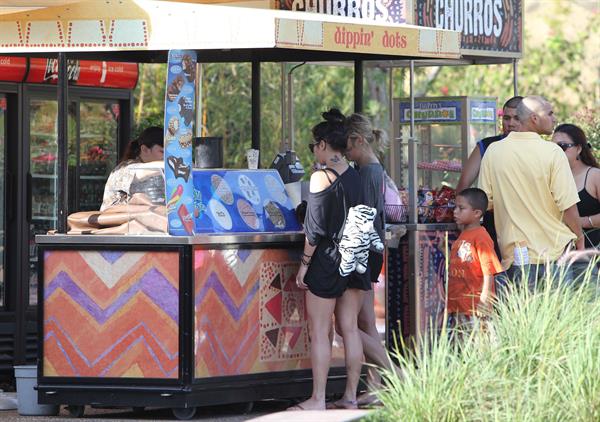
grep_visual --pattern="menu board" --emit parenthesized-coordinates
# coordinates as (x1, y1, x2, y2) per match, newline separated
(163, 50, 197, 236)
(193, 169, 301, 233)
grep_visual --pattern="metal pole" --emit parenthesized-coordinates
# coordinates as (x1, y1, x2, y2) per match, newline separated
(354, 60, 363, 113)
(408, 60, 416, 225)
(407, 59, 420, 340)
(512, 58, 519, 96)
(57, 53, 69, 233)
(388, 64, 394, 123)
(251, 60, 261, 153)
(287, 69, 293, 151)
(195, 63, 203, 137)
(280, 63, 286, 152)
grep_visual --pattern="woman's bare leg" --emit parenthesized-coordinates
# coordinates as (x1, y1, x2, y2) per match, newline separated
(334, 288, 365, 407)
(292, 291, 336, 410)
(356, 287, 388, 403)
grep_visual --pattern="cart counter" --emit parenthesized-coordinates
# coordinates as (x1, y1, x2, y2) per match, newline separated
(36, 233, 346, 411)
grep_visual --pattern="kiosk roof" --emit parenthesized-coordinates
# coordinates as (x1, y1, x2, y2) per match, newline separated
(0, 0, 464, 62)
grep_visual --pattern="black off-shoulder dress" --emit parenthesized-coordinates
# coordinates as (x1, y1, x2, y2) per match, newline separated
(303, 167, 365, 298)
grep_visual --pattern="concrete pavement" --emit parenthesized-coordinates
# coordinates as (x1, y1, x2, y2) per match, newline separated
(0, 399, 372, 422)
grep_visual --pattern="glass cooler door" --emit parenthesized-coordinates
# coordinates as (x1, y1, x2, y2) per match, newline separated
(78, 101, 119, 211)
(28, 99, 76, 305)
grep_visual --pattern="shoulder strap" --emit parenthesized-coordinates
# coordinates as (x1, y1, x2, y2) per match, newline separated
(333, 173, 347, 245)
(321, 168, 339, 185)
(584, 167, 593, 188)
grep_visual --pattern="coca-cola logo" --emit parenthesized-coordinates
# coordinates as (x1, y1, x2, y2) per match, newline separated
(43, 59, 81, 82)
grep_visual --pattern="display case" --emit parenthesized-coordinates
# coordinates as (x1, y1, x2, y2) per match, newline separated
(393, 96, 497, 194)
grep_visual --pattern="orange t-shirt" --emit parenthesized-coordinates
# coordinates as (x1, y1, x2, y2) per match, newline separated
(447, 226, 503, 315)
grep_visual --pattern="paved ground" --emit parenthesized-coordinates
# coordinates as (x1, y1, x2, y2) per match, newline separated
(0, 398, 372, 422)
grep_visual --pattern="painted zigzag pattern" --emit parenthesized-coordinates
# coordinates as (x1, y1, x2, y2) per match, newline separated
(194, 249, 310, 378)
(43, 250, 179, 378)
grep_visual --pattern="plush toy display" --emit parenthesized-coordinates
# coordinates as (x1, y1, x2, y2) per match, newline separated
(338, 205, 384, 277)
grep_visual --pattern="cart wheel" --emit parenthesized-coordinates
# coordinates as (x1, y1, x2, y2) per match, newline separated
(66, 405, 85, 418)
(172, 407, 197, 420)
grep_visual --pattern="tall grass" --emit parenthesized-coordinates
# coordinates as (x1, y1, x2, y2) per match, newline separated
(370, 258, 600, 422)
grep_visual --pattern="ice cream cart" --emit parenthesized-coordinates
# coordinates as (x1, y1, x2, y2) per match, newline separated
(0, 0, 465, 418)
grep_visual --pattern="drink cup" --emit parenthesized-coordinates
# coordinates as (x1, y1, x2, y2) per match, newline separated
(246, 149, 259, 169)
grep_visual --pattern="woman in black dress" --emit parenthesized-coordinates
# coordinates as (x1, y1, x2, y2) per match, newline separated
(289, 109, 365, 410)
(552, 124, 600, 249)
(343, 113, 398, 405)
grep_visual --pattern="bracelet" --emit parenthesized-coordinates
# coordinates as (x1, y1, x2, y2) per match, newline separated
(301, 256, 312, 266)
(588, 216, 595, 228)
(302, 252, 313, 259)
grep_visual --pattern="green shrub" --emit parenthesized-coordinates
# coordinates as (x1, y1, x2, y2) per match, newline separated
(370, 258, 600, 422)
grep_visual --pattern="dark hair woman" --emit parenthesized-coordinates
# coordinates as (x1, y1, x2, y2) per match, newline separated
(120, 126, 164, 163)
(288, 109, 364, 411)
(100, 126, 164, 211)
(553, 123, 600, 248)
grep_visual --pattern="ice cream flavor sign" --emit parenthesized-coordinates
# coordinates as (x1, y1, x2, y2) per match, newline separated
(414, 0, 522, 56)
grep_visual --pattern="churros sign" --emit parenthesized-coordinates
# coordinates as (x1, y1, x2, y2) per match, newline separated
(414, 0, 522, 56)
(273, 0, 408, 24)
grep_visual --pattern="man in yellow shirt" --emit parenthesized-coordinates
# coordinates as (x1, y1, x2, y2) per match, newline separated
(479, 96, 584, 291)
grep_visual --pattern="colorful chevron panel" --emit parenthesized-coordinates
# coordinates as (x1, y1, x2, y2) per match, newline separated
(194, 248, 323, 378)
(43, 250, 180, 378)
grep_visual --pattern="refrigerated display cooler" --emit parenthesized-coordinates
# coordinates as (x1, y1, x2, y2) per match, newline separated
(26, 92, 130, 306)
(386, 96, 498, 344)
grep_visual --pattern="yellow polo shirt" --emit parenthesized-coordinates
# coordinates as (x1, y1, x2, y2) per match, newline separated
(479, 132, 579, 268)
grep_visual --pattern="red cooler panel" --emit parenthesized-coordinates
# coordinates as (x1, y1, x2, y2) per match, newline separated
(43, 250, 179, 378)
(27, 58, 138, 88)
(0, 56, 27, 82)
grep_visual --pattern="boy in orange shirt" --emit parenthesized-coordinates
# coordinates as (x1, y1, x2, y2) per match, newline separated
(448, 188, 503, 327)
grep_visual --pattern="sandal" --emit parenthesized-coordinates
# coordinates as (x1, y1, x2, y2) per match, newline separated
(286, 403, 309, 411)
(356, 392, 382, 407)
(325, 399, 358, 410)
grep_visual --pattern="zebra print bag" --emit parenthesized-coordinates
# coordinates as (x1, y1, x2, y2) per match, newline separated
(331, 176, 384, 278)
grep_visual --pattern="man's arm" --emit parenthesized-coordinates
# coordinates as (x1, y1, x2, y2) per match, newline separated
(456, 147, 482, 193)
(563, 204, 585, 250)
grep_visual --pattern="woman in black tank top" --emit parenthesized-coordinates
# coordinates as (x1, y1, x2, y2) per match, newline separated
(289, 109, 364, 411)
(553, 124, 600, 249)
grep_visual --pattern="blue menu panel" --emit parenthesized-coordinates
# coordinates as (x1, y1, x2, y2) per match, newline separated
(192, 169, 301, 233)
(164, 50, 196, 236)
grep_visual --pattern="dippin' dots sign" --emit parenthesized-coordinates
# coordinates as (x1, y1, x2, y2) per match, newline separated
(334, 26, 407, 49)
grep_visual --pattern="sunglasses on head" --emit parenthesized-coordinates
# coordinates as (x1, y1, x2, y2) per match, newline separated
(557, 142, 577, 151)
(309, 139, 322, 153)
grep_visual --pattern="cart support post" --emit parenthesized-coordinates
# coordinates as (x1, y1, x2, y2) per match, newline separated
(195, 63, 203, 137)
(408, 60, 416, 225)
(407, 60, 419, 339)
(252, 60, 261, 155)
(512, 58, 519, 96)
(57, 52, 69, 233)
(354, 60, 363, 113)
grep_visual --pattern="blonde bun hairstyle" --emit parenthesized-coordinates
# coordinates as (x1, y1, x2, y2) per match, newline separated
(345, 113, 389, 155)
